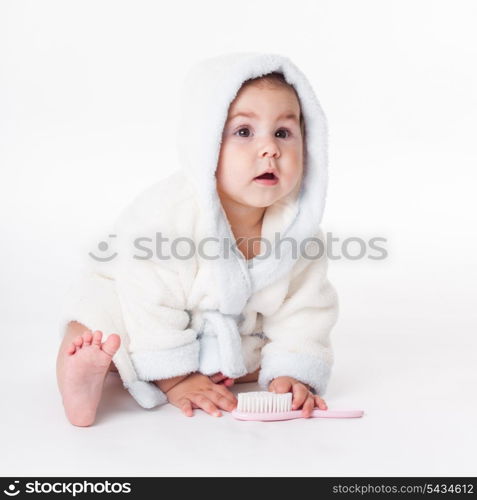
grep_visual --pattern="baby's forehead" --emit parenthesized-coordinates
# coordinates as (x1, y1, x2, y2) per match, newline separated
(226, 108, 300, 123)
(227, 86, 301, 119)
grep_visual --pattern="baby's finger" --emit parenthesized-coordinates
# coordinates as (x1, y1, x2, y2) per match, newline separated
(314, 395, 328, 410)
(302, 394, 315, 418)
(191, 394, 222, 417)
(269, 378, 292, 394)
(223, 378, 234, 387)
(213, 383, 238, 406)
(209, 372, 227, 383)
(179, 399, 194, 417)
(291, 383, 309, 410)
(205, 390, 237, 412)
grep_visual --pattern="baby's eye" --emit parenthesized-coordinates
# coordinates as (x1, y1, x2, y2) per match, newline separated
(275, 128, 291, 139)
(235, 127, 251, 137)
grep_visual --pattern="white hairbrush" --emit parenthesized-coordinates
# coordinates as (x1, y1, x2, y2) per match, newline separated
(231, 392, 364, 421)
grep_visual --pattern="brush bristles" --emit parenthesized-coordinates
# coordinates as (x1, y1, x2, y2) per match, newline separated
(237, 392, 293, 413)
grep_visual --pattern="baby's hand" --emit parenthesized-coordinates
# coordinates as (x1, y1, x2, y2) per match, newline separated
(165, 372, 237, 417)
(268, 376, 328, 418)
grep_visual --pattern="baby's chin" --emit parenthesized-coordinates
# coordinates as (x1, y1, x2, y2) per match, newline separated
(218, 182, 296, 209)
(233, 190, 287, 209)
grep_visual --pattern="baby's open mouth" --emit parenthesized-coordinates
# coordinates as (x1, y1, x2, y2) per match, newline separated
(254, 172, 277, 180)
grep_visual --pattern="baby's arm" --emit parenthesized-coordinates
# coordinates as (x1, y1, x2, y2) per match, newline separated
(259, 229, 339, 400)
(109, 206, 202, 400)
(114, 231, 238, 415)
(115, 254, 200, 384)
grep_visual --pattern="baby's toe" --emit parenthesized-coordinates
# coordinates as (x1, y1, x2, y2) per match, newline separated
(91, 330, 103, 346)
(82, 331, 93, 345)
(101, 333, 121, 357)
(67, 342, 77, 355)
(73, 335, 84, 348)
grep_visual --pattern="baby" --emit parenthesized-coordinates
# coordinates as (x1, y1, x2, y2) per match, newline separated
(56, 53, 338, 426)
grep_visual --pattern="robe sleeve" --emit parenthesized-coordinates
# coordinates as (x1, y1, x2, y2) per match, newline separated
(114, 252, 200, 382)
(258, 229, 339, 396)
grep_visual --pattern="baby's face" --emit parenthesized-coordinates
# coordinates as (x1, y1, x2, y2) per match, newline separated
(216, 82, 304, 210)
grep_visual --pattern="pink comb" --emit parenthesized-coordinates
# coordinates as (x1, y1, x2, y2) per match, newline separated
(231, 391, 364, 421)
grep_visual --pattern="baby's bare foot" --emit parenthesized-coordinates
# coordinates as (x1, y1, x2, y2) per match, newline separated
(60, 330, 120, 427)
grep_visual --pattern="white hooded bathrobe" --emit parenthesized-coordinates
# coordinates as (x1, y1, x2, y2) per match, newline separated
(58, 52, 339, 409)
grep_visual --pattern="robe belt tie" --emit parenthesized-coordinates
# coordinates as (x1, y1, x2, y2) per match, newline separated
(200, 309, 248, 378)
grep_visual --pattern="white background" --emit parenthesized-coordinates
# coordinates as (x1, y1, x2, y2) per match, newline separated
(1, 0, 476, 477)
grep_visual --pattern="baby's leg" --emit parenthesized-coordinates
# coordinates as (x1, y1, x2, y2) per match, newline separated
(56, 321, 121, 427)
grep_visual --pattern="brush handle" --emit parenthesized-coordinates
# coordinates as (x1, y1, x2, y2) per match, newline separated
(231, 408, 364, 421)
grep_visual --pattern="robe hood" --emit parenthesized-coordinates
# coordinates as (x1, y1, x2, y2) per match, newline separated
(175, 52, 329, 317)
